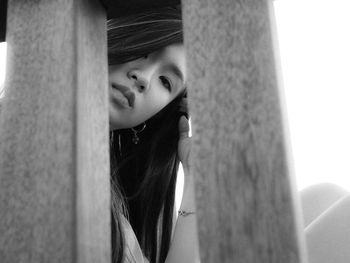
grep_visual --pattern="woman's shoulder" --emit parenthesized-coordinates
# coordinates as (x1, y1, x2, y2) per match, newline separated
(304, 192, 350, 263)
(300, 183, 349, 227)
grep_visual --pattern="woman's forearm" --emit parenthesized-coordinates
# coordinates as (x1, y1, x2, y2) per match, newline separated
(165, 172, 200, 263)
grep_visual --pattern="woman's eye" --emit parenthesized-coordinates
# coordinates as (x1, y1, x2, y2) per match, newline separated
(159, 76, 172, 91)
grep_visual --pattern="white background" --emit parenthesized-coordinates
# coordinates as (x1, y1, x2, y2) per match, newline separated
(1, 0, 350, 193)
(274, 0, 350, 191)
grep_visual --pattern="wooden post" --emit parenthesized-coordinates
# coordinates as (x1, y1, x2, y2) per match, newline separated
(182, 0, 307, 262)
(0, 1, 110, 262)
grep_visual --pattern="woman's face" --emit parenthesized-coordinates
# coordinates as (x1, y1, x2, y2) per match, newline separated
(108, 43, 186, 130)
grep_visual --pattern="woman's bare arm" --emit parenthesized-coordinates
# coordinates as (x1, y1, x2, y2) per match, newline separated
(165, 115, 200, 263)
(165, 169, 200, 263)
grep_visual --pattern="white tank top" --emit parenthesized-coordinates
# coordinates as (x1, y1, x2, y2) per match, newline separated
(121, 216, 150, 263)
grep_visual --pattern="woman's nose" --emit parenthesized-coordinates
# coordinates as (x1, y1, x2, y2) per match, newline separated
(127, 70, 149, 93)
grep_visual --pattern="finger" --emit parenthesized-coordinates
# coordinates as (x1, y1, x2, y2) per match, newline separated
(179, 115, 190, 138)
(179, 98, 189, 113)
(179, 97, 188, 106)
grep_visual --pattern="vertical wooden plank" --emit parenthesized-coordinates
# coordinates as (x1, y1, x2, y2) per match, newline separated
(0, 1, 110, 262)
(182, 0, 307, 262)
(75, 2, 110, 263)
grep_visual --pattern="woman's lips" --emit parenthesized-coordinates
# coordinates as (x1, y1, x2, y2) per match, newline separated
(110, 88, 130, 108)
(123, 90, 135, 107)
(111, 83, 135, 108)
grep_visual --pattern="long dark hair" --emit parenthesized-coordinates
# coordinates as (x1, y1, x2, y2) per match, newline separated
(108, 7, 185, 263)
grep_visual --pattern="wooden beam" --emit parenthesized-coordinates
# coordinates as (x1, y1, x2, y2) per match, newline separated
(0, 0, 7, 42)
(101, 0, 179, 7)
(182, 0, 307, 262)
(100, 0, 180, 18)
(0, 1, 110, 262)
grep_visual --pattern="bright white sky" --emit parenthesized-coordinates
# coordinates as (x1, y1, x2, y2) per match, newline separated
(274, 0, 350, 191)
(1, 0, 350, 192)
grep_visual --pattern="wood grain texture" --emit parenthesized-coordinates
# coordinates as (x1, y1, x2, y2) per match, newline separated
(182, 0, 307, 262)
(0, 1, 110, 262)
(100, 0, 180, 18)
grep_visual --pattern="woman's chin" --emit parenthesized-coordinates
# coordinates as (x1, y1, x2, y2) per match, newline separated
(109, 118, 122, 131)
(109, 118, 134, 131)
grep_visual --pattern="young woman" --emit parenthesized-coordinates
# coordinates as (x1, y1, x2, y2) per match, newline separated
(107, 7, 199, 263)
(105, 7, 350, 263)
